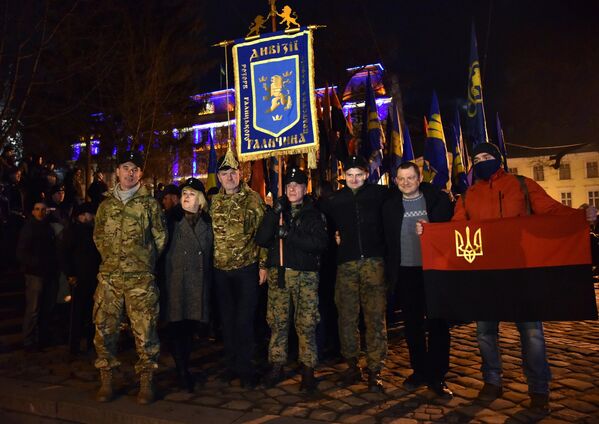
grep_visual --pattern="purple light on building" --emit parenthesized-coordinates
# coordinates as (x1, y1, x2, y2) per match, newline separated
(112, 146, 117, 156)
(173, 150, 179, 179)
(91, 140, 100, 155)
(72, 144, 81, 161)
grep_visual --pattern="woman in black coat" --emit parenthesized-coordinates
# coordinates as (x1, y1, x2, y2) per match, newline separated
(164, 178, 213, 392)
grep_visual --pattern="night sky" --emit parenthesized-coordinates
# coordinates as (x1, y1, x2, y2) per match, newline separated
(203, 0, 599, 150)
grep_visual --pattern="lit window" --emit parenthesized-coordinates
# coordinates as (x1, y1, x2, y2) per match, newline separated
(559, 163, 571, 180)
(587, 162, 598, 178)
(589, 191, 599, 208)
(508, 167, 518, 175)
(533, 165, 544, 181)
(561, 192, 572, 207)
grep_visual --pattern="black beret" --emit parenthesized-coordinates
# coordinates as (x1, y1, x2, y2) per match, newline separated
(162, 184, 181, 197)
(117, 150, 144, 168)
(180, 177, 205, 194)
(284, 167, 308, 185)
(343, 155, 369, 172)
(472, 142, 502, 162)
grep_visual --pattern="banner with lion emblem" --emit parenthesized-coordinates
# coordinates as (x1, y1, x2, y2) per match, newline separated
(232, 28, 318, 161)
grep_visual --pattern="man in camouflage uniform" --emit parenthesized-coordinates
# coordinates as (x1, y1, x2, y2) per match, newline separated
(255, 167, 328, 392)
(93, 151, 166, 404)
(210, 149, 266, 388)
(319, 156, 389, 392)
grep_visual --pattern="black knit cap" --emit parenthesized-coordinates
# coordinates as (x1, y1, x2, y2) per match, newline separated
(180, 177, 205, 194)
(472, 142, 502, 161)
(73, 202, 95, 216)
(117, 150, 144, 168)
(284, 167, 308, 185)
(343, 155, 369, 172)
(50, 184, 65, 195)
(162, 184, 181, 197)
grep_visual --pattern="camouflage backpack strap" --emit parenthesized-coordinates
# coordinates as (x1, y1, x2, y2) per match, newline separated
(515, 175, 532, 216)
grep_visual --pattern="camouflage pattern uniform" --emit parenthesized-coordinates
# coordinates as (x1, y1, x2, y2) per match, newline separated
(211, 182, 266, 271)
(335, 257, 387, 371)
(93, 185, 166, 373)
(266, 268, 320, 367)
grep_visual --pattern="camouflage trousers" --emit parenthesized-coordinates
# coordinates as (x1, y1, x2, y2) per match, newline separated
(267, 267, 320, 367)
(93, 272, 160, 374)
(335, 258, 387, 371)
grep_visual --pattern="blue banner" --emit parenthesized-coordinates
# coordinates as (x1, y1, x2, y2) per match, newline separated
(232, 29, 319, 161)
(467, 22, 489, 147)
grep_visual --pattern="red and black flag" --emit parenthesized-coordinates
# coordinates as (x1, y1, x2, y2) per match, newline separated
(421, 212, 597, 322)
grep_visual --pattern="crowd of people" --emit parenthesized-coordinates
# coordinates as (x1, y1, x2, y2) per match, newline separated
(2, 142, 597, 413)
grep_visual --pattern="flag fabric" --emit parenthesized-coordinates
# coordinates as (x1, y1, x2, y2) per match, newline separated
(466, 22, 489, 147)
(496, 113, 509, 171)
(422, 91, 450, 190)
(388, 100, 404, 180)
(346, 112, 357, 156)
(360, 72, 385, 183)
(250, 159, 266, 199)
(402, 118, 414, 163)
(205, 132, 218, 193)
(331, 87, 349, 163)
(420, 212, 597, 322)
(450, 109, 469, 195)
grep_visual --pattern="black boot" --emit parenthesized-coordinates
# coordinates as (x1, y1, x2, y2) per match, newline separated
(367, 368, 384, 393)
(340, 358, 362, 387)
(300, 366, 317, 393)
(263, 364, 283, 388)
(173, 339, 194, 392)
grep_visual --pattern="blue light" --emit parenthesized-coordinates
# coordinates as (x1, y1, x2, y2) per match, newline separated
(173, 150, 179, 179)
(72, 144, 81, 161)
(112, 146, 117, 156)
(91, 140, 100, 155)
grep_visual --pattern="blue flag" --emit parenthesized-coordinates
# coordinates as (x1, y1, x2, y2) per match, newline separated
(496, 113, 509, 171)
(388, 100, 403, 180)
(402, 119, 414, 163)
(423, 91, 450, 190)
(450, 109, 469, 195)
(360, 72, 385, 183)
(466, 23, 489, 147)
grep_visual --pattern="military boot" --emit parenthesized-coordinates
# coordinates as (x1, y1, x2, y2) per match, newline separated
(340, 358, 362, 387)
(367, 368, 384, 393)
(96, 369, 114, 402)
(300, 366, 317, 393)
(137, 372, 156, 404)
(263, 365, 284, 388)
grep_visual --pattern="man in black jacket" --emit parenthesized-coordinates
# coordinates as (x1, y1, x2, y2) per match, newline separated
(319, 156, 389, 392)
(17, 200, 58, 351)
(256, 167, 328, 392)
(61, 202, 101, 355)
(383, 161, 454, 398)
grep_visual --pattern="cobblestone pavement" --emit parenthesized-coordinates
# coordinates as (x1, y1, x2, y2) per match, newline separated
(0, 315, 598, 424)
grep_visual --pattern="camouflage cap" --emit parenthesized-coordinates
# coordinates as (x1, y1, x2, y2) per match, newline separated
(284, 167, 308, 185)
(117, 150, 144, 168)
(343, 155, 369, 172)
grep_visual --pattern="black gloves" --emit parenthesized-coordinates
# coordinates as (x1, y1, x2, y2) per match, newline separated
(272, 195, 290, 214)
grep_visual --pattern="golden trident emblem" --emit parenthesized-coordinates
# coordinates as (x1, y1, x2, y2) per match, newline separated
(455, 226, 483, 263)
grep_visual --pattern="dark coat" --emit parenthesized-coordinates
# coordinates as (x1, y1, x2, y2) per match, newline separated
(60, 221, 101, 283)
(255, 197, 328, 271)
(164, 211, 213, 323)
(319, 184, 389, 264)
(17, 216, 57, 277)
(382, 182, 454, 285)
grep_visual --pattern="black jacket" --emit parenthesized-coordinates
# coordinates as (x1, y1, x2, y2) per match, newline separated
(319, 184, 389, 264)
(255, 198, 328, 271)
(16, 216, 57, 277)
(60, 221, 101, 282)
(382, 182, 454, 285)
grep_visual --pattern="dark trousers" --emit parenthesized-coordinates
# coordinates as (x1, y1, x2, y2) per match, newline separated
(168, 320, 196, 373)
(69, 279, 96, 352)
(399, 266, 450, 382)
(23, 274, 57, 347)
(214, 263, 259, 379)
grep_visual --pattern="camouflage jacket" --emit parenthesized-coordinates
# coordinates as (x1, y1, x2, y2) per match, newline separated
(210, 182, 266, 271)
(94, 185, 167, 275)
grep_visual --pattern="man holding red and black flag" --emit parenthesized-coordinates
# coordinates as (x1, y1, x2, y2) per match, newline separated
(420, 142, 597, 413)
